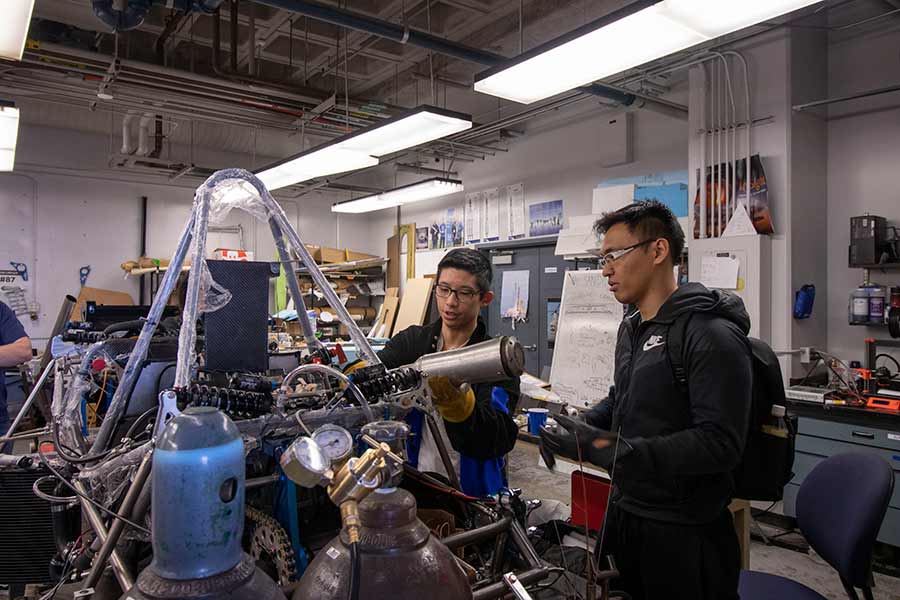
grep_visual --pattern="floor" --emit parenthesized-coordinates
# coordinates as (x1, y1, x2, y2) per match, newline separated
(507, 441, 900, 600)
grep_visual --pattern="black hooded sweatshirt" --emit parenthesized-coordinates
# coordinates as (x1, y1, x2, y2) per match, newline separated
(585, 283, 753, 525)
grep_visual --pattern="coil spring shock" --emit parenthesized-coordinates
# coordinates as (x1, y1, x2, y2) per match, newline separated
(182, 384, 272, 418)
(354, 367, 421, 399)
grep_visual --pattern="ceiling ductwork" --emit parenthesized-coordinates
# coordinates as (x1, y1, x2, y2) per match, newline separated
(92, 0, 224, 32)
(253, 0, 687, 119)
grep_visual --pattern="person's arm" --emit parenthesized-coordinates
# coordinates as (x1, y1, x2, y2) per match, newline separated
(622, 319, 752, 478)
(583, 386, 616, 430)
(444, 378, 519, 460)
(0, 336, 32, 367)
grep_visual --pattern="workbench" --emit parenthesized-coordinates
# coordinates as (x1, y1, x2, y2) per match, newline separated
(784, 401, 900, 547)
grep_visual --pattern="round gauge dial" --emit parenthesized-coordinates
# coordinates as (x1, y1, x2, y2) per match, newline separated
(280, 437, 330, 488)
(312, 424, 354, 463)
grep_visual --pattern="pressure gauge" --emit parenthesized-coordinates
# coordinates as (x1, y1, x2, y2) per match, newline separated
(312, 424, 354, 464)
(280, 437, 331, 488)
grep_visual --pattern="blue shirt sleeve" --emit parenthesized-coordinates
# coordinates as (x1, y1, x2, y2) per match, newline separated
(0, 302, 27, 346)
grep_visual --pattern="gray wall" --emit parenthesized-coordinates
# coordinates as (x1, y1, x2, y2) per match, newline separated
(825, 22, 900, 363)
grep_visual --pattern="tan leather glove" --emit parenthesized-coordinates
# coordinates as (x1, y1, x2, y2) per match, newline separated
(427, 376, 476, 423)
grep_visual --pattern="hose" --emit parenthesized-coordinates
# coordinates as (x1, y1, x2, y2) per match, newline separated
(282, 363, 374, 422)
(348, 541, 361, 600)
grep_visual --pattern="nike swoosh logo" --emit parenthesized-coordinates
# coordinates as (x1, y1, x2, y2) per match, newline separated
(643, 338, 665, 351)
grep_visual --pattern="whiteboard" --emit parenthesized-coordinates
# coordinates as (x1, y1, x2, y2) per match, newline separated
(549, 270, 621, 408)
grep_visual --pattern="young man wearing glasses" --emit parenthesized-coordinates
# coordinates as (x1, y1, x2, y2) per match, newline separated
(374, 248, 519, 493)
(540, 200, 752, 600)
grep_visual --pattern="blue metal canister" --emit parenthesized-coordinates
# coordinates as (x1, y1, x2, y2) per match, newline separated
(151, 406, 245, 580)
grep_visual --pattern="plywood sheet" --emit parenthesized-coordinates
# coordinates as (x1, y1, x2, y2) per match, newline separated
(392, 278, 434, 335)
(70, 286, 135, 321)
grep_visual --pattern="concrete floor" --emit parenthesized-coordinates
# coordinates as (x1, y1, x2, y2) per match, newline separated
(507, 441, 900, 600)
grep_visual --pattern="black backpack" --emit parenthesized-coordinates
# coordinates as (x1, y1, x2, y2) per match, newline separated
(667, 313, 797, 502)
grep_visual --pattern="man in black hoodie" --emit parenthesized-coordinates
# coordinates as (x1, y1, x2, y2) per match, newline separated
(540, 201, 752, 600)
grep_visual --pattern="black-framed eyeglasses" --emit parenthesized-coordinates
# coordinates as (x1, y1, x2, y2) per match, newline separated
(593, 239, 655, 268)
(435, 283, 481, 303)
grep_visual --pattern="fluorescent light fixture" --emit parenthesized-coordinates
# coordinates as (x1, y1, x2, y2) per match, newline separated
(332, 177, 464, 214)
(1, 0, 35, 61)
(0, 103, 20, 171)
(474, 0, 821, 104)
(338, 109, 472, 157)
(257, 146, 378, 191)
(256, 106, 472, 191)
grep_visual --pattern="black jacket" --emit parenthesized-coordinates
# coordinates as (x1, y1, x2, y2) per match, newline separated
(377, 317, 520, 460)
(585, 283, 753, 524)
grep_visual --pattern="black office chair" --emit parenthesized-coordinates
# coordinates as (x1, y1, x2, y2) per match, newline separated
(739, 452, 894, 600)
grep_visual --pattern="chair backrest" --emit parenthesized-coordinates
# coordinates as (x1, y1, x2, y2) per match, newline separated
(796, 452, 894, 589)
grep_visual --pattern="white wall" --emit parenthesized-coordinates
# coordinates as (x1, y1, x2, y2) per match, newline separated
(825, 22, 900, 362)
(340, 92, 690, 253)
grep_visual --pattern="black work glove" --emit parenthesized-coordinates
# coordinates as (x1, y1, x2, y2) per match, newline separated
(539, 414, 632, 471)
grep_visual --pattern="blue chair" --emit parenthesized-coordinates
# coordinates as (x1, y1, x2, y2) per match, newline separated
(739, 452, 894, 600)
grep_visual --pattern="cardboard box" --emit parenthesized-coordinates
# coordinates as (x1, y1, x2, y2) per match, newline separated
(345, 249, 378, 263)
(213, 248, 254, 261)
(318, 246, 346, 264)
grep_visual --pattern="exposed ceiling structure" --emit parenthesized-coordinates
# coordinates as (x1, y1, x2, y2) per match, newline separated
(1, 0, 898, 193)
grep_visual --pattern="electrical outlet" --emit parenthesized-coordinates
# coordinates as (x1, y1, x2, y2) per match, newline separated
(800, 347, 813, 364)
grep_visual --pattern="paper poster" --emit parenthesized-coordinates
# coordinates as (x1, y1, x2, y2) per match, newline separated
(693, 155, 773, 237)
(547, 299, 560, 346)
(529, 199, 564, 236)
(484, 188, 500, 241)
(700, 255, 739, 289)
(415, 227, 429, 250)
(500, 270, 529, 324)
(721, 202, 757, 237)
(506, 183, 526, 239)
(428, 207, 465, 250)
(465, 192, 483, 243)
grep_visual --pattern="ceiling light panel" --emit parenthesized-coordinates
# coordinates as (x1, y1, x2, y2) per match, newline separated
(661, 0, 822, 38)
(1, 0, 35, 61)
(256, 106, 472, 191)
(332, 178, 464, 214)
(337, 110, 472, 157)
(0, 105, 20, 171)
(474, 5, 706, 104)
(475, 0, 823, 104)
(331, 195, 403, 214)
(256, 147, 378, 191)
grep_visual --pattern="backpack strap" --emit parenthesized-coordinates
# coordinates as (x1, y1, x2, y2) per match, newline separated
(666, 312, 694, 393)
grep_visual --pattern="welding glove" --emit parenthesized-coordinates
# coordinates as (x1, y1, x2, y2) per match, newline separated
(539, 414, 632, 472)
(426, 376, 476, 423)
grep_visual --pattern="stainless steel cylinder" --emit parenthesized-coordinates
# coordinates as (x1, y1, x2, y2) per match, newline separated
(412, 336, 524, 385)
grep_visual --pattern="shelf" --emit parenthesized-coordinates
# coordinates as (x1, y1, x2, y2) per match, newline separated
(848, 322, 888, 327)
(850, 263, 900, 270)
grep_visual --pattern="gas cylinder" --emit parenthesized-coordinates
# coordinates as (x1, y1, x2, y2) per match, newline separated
(293, 488, 472, 600)
(121, 407, 282, 600)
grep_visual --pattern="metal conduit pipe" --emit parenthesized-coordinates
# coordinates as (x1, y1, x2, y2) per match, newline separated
(254, 0, 505, 65)
(253, 0, 687, 117)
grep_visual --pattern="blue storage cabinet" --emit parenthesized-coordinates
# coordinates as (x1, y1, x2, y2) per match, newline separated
(783, 406, 900, 547)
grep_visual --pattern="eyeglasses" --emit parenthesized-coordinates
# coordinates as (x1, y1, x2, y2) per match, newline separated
(435, 283, 481, 303)
(594, 239, 655, 268)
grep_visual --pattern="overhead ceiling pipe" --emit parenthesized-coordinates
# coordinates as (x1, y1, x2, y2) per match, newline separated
(253, 0, 505, 65)
(93, 0, 223, 32)
(253, 0, 686, 119)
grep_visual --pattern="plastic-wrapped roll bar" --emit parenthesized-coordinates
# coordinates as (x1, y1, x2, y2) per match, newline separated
(90, 169, 382, 455)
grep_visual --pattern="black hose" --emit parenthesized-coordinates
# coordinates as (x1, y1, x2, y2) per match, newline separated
(124, 406, 159, 441)
(348, 541, 361, 600)
(155, 362, 177, 397)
